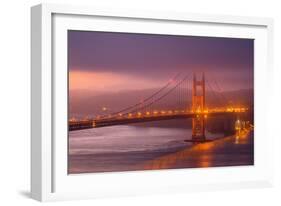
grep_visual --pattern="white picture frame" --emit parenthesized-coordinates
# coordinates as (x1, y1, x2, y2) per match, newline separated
(31, 3, 274, 202)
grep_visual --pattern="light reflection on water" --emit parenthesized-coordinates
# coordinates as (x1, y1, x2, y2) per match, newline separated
(69, 125, 224, 155)
(68, 122, 253, 173)
(142, 128, 253, 170)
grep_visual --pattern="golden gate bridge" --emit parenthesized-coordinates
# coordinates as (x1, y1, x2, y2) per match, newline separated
(69, 73, 249, 142)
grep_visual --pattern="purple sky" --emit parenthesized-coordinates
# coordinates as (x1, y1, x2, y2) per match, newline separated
(68, 30, 254, 92)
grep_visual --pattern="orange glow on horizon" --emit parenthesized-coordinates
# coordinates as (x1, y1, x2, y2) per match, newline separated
(69, 70, 163, 93)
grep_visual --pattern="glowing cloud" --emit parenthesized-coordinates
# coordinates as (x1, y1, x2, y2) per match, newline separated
(69, 69, 163, 93)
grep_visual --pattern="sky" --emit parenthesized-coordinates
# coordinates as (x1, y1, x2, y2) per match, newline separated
(68, 30, 254, 93)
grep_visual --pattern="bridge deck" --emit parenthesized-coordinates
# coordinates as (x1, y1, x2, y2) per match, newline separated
(69, 111, 247, 131)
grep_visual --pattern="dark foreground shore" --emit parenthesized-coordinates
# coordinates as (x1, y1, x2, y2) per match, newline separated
(68, 128, 253, 174)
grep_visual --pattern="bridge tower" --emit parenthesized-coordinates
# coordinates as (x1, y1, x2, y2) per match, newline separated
(192, 73, 206, 141)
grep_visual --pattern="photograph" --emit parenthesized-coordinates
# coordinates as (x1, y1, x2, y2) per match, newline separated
(67, 30, 254, 174)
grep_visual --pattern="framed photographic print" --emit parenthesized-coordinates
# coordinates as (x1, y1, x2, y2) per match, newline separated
(31, 3, 274, 201)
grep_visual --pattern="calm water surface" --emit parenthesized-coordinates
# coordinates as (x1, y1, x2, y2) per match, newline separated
(68, 122, 253, 174)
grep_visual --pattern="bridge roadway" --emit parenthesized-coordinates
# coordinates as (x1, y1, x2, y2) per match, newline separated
(69, 110, 247, 131)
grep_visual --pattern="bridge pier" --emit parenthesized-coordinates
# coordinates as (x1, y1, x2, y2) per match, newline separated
(191, 114, 206, 142)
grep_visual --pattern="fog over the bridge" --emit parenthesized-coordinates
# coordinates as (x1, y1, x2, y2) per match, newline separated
(68, 30, 254, 118)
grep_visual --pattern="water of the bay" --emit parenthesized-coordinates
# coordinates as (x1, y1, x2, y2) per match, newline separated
(68, 119, 254, 174)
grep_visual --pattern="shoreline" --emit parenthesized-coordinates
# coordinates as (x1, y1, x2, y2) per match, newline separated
(141, 128, 253, 170)
(68, 128, 253, 174)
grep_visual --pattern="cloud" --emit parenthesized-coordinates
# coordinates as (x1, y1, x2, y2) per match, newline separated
(69, 69, 164, 93)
